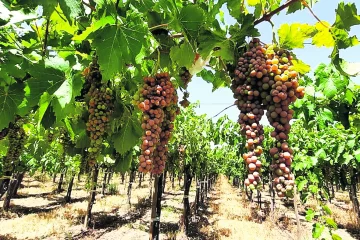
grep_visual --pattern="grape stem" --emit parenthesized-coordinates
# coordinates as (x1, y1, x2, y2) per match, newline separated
(254, 0, 300, 26)
(212, 104, 236, 118)
(42, 18, 50, 57)
(301, 0, 330, 29)
(82, 1, 96, 11)
(149, 24, 169, 31)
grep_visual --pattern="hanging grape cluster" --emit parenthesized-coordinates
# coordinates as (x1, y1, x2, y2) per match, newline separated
(85, 57, 114, 167)
(179, 67, 192, 108)
(135, 72, 179, 174)
(231, 38, 305, 197)
(3, 119, 26, 174)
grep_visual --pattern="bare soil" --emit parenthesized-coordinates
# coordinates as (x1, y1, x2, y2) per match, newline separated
(0, 174, 359, 240)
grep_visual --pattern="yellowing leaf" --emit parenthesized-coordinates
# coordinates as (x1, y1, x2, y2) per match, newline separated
(312, 22, 334, 47)
(278, 23, 315, 49)
(292, 59, 311, 74)
(247, 0, 261, 6)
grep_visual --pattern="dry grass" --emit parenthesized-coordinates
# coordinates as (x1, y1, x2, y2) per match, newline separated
(330, 203, 360, 230)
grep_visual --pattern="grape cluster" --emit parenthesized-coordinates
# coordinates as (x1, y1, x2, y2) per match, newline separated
(231, 38, 305, 197)
(3, 120, 26, 173)
(135, 72, 179, 174)
(232, 38, 267, 191)
(85, 58, 114, 167)
(179, 68, 191, 108)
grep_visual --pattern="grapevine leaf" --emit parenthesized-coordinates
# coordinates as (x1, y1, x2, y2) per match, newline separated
(334, 2, 360, 31)
(305, 209, 315, 221)
(72, 16, 115, 41)
(332, 233, 342, 240)
(212, 39, 236, 61)
(179, 5, 205, 39)
(345, 89, 354, 104)
(292, 59, 311, 74)
(26, 60, 68, 107)
(312, 223, 325, 238)
(52, 79, 73, 121)
(225, 0, 242, 21)
(89, 13, 149, 80)
(332, 28, 359, 49)
(199, 69, 228, 91)
(312, 22, 334, 47)
(229, 14, 260, 42)
(129, 0, 155, 13)
(354, 149, 360, 162)
(170, 41, 195, 69)
(343, 152, 353, 165)
(278, 23, 315, 49)
(114, 151, 133, 173)
(326, 217, 338, 230)
(198, 30, 227, 59)
(59, 0, 84, 24)
(0, 83, 25, 130)
(315, 149, 326, 160)
(247, 0, 260, 7)
(322, 205, 332, 215)
(297, 179, 308, 191)
(287, 0, 319, 14)
(36, 92, 53, 130)
(112, 111, 142, 154)
(41, 105, 56, 129)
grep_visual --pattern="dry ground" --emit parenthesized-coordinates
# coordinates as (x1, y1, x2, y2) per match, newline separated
(0, 173, 359, 240)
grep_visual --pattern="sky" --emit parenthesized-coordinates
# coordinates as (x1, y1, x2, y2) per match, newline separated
(177, 0, 360, 124)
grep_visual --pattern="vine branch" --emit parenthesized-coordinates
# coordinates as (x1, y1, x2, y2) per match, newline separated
(82, 1, 96, 11)
(42, 18, 50, 57)
(212, 104, 236, 118)
(302, 0, 330, 29)
(254, 0, 300, 26)
(149, 24, 169, 31)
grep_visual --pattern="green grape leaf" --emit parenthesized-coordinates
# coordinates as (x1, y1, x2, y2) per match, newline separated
(287, 0, 319, 14)
(89, 13, 149, 80)
(332, 28, 359, 49)
(312, 22, 335, 47)
(36, 92, 53, 130)
(315, 149, 326, 160)
(0, 83, 25, 130)
(72, 16, 115, 41)
(129, 0, 155, 13)
(278, 23, 315, 49)
(170, 41, 195, 69)
(26, 60, 68, 107)
(41, 105, 56, 129)
(334, 2, 360, 31)
(229, 14, 260, 42)
(114, 151, 133, 173)
(312, 223, 325, 238)
(52, 79, 74, 121)
(332, 233, 342, 240)
(354, 149, 360, 162)
(199, 69, 228, 91)
(179, 5, 205, 38)
(212, 39, 236, 61)
(305, 209, 315, 221)
(292, 59, 311, 74)
(112, 111, 142, 154)
(325, 217, 338, 229)
(59, 0, 84, 24)
(345, 89, 354, 104)
(322, 205, 332, 215)
(198, 30, 227, 59)
(297, 179, 308, 191)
